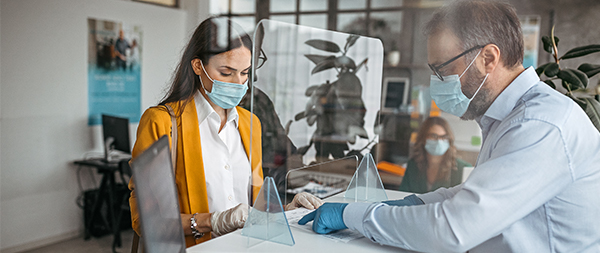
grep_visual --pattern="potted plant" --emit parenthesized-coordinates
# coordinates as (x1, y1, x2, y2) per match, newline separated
(536, 26, 600, 132)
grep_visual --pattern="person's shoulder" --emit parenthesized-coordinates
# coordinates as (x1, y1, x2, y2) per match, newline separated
(509, 81, 576, 128)
(140, 105, 171, 124)
(236, 106, 262, 124)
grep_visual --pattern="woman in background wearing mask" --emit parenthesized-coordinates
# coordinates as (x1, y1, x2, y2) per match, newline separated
(129, 17, 323, 247)
(398, 117, 471, 193)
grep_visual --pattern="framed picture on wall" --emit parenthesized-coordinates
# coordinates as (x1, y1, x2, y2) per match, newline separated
(133, 0, 178, 8)
(381, 77, 410, 113)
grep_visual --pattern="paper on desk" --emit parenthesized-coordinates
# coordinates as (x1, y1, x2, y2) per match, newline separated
(285, 208, 364, 243)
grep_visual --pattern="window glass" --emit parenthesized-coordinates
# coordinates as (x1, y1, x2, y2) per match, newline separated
(271, 0, 296, 12)
(371, 0, 403, 9)
(232, 16, 256, 35)
(231, 0, 256, 13)
(337, 13, 367, 35)
(270, 15, 296, 24)
(369, 11, 402, 52)
(338, 0, 366, 10)
(300, 0, 327, 11)
(209, 0, 229, 15)
(299, 14, 328, 30)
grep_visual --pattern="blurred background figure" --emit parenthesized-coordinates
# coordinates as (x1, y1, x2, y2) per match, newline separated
(398, 116, 471, 193)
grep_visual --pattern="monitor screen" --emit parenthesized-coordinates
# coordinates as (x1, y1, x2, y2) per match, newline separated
(102, 114, 131, 155)
(381, 77, 410, 112)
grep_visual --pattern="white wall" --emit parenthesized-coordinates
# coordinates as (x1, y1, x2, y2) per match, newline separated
(0, 0, 209, 251)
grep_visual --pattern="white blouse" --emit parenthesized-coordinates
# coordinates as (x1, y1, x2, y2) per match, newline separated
(194, 92, 251, 213)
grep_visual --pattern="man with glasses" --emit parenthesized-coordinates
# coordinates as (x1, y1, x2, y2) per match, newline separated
(299, 1, 600, 252)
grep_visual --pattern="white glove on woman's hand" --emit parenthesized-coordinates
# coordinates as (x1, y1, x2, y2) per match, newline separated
(285, 192, 324, 211)
(210, 203, 249, 236)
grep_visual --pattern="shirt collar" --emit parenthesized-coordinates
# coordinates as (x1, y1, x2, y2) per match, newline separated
(194, 91, 239, 128)
(482, 67, 539, 122)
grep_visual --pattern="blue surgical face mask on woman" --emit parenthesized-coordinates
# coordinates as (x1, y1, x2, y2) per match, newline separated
(429, 49, 489, 117)
(425, 139, 450, 156)
(199, 61, 248, 109)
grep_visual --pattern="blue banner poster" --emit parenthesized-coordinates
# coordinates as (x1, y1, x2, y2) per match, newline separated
(88, 18, 142, 125)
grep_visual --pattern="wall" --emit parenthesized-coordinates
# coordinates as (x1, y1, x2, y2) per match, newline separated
(0, 0, 202, 251)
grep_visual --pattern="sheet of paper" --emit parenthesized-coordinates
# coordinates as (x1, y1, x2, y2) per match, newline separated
(285, 208, 364, 243)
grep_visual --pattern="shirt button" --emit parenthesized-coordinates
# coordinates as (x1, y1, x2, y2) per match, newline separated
(228, 195, 233, 201)
(224, 164, 230, 170)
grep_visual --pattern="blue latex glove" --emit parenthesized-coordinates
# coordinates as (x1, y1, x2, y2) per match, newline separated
(381, 194, 425, 206)
(298, 203, 348, 234)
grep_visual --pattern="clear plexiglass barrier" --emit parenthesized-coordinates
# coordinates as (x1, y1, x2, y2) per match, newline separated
(245, 20, 384, 203)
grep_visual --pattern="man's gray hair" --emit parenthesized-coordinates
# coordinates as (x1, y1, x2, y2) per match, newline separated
(424, 0, 524, 68)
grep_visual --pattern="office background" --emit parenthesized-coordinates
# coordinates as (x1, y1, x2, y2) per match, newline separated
(1, 0, 599, 252)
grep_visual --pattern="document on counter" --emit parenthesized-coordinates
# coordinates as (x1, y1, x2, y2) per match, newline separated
(285, 208, 364, 243)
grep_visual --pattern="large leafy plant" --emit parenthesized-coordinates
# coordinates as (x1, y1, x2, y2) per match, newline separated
(293, 35, 370, 163)
(536, 27, 600, 132)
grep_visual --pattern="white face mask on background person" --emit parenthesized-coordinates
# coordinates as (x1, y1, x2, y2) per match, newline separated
(429, 49, 489, 117)
(424, 139, 450, 156)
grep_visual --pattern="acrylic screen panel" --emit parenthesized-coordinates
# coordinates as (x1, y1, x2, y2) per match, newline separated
(130, 136, 185, 253)
(248, 20, 384, 180)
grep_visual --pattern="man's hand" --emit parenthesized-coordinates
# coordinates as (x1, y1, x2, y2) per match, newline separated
(298, 203, 348, 234)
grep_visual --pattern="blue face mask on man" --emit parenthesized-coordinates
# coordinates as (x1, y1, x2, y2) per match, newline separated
(429, 49, 488, 117)
(199, 61, 248, 109)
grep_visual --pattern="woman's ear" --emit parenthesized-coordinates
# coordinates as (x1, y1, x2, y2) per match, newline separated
(480, 44, 500, 74)
(191, 59, 203, 76)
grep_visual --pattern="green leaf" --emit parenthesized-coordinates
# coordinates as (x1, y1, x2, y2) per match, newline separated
(305, 39, 341, 53)
(560, 44, 600, 60)
(557, 69, 583, 89)
(344, 35, 359, 52)
(541, 36, 560, 53)
(311, 58, 337, 74)
(543, 79, 556, 89)
(577, 63, 600, 78)
(545, 63, 560, 77)
(305, 54, 335, 65)
(536, 62, 551, 76)
(581, 97, 600, 133)
(294, 111, 306, 121)
(305, 85, 319, 96)
(561, 80, 572, 91)
(334, 55, 356, 69)
(572, 68, 589, 88)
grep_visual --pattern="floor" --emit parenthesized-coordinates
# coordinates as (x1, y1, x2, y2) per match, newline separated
(20, 229, 135, 253)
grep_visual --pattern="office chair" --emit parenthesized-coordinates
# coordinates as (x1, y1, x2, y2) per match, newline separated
(112, 159, 140, 253)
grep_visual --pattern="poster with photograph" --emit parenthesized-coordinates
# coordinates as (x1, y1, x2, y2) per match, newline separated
(88, 18, 142, 125)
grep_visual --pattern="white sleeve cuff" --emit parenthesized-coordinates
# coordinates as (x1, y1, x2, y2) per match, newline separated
(343, 202, 374, 235)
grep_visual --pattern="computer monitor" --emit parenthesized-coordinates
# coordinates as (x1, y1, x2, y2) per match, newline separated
(102, 114, 131, 162)
(131, 135, 186, 253)
(381, 77, 410, 113)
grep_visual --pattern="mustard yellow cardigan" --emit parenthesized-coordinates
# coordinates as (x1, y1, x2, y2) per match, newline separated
(128, 99, 263, 247)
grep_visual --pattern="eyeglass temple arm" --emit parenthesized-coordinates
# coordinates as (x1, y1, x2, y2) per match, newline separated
(433, 45, 484, 70)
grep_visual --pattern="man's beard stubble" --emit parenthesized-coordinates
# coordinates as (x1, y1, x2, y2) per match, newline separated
(461, 66, 494, 120)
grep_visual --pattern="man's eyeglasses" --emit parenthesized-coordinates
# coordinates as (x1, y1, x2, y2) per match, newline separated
(428, 45, 484, 81)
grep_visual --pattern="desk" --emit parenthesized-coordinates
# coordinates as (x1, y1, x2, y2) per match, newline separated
(188, 190, 411, 253)
(74, 158, 129, 252)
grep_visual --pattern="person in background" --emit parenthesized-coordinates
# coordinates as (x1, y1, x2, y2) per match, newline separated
(299, 1, 600, 252)
(398, 116, 471, 193)
(129, 17, 323, 248)
(114, 29, 129, 70)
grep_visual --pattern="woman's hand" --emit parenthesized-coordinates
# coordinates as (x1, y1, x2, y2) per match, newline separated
(285, 192, 324, 211)
(210, 203, 250, 236)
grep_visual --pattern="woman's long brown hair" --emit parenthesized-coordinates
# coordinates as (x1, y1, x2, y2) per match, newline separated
(159, 17, 252, 116)
(411, 117, 458, 182)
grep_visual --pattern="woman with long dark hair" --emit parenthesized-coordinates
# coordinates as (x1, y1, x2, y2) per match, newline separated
(398, 117, 471, 193)
(129, 17, 322, 247)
